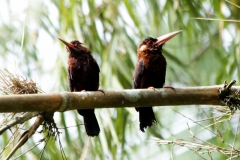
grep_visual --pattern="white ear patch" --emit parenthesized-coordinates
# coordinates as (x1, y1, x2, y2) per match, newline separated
(139, 45, 147, 51)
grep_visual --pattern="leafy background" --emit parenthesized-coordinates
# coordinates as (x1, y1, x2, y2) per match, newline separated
(0, 0, 239, 159)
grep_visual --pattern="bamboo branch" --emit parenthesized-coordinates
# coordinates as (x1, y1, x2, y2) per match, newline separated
(0, 85, 239, 113)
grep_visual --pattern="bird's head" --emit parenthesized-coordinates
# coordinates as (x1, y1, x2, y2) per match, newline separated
(138, 30, 182, 54)
(58, 38, 90, 54)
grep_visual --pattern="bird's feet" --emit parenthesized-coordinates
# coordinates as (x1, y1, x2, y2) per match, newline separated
(164, 86, 175, 91)
(97, 89, 105, 95)
(81, 89, 105, 95)
(148, 86, 155, 91)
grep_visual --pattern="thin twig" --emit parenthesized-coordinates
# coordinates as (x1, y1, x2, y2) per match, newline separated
(191, 18, 240, 23)
(5, 115, 44, 160)
(225, 0, 240, 9)
(230, 115, 240, 159)
(0, 112, 40, 135)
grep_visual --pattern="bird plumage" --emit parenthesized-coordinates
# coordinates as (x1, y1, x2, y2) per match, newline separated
(59, 39, 100, 136)
(133, 31, 182, 132)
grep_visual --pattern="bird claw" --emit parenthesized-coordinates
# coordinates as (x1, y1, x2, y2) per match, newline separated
(80, 89, 105, 95)
(164, 86, 175, 91)
(148, 86, 155, 90)
(97, 89, 105, 95)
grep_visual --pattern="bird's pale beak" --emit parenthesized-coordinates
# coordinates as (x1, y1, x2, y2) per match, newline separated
(155, 30, 182, 46)
(58, 38, 75, 49)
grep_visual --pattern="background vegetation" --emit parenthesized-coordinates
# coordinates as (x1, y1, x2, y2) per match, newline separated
(0, 0, 239, 159)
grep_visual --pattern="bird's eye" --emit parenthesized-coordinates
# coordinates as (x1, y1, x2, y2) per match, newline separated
(147, 41, 153, 45)
(74, 42, 79, 47)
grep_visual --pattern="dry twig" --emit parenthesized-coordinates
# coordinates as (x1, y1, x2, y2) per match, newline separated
(0, 69, 64, 159)
(219, 80, 240, 114)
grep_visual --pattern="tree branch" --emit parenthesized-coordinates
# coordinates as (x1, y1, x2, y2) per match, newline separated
(0, 86, 239, 113)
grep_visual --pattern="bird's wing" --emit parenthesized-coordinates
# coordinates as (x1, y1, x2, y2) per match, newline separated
(67, 67, 74, 92)
(133, 59, 145, 89)
(93, 59, 100, 73)
(91, 59, 100, 89)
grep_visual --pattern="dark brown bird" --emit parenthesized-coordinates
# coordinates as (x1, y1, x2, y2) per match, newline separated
(133, 30, 182, 132)
(59, 38, 100, 136)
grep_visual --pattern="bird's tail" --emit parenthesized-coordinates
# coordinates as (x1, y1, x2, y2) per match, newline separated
(136, 107, 156, 132)
(77, 109, 100, 137)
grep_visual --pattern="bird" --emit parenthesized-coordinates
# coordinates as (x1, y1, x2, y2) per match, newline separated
(58, 38, 100, 137)
(133, 30, 182, 132)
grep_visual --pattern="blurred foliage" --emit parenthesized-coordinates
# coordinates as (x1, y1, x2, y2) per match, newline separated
(0, 0, 240, 159)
